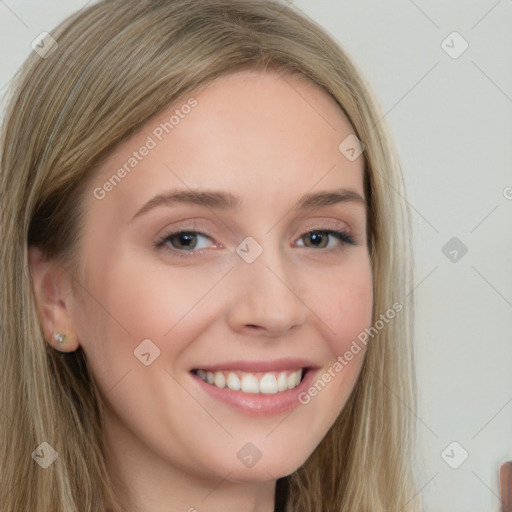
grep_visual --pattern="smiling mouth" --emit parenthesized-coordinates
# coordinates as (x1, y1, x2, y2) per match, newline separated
(191, 368, 307, 394)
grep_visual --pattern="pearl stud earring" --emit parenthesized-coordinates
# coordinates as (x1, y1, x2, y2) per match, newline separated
(53, 333, 66, 344)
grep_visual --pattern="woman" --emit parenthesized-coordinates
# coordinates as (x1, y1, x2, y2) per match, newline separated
(0, 1, 419, 510)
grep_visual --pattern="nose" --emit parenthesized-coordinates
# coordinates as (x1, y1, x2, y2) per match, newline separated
(225, 245, 308, 338)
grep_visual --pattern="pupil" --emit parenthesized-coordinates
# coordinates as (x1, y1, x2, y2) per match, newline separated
(176, 232, 196, 249)
(309, 232, 325, 247)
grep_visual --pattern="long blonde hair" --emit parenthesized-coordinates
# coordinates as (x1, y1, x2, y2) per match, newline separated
(0, 1, 419, 510)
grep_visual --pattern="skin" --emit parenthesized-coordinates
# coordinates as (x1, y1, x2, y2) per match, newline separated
(30, 70, 373, 512)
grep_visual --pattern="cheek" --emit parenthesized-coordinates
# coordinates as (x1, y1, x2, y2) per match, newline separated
(298, 257, 372, 410)
(309, 258, 373, 356)
(104, 260, 231, 338)
(73, 250, 230, 366)
(330, 281, 373, 353)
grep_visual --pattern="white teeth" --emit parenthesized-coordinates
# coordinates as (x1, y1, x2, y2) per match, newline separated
(195, 368, 303, 394)
(226, 372, 241, 391)
(287, 371, 299, 389)
(213, 371, 226, 389)
(259, 373, 278, 394)
(241, 374, 259, 393)
(277, 372, 288, 392)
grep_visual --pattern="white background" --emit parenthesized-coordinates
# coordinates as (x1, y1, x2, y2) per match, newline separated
(1, 1, 511, 511)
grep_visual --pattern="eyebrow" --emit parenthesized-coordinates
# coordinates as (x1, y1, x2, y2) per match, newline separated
(131, 187, 367, 221)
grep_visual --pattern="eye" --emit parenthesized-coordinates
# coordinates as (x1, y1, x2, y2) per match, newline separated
(154, 227, 357, 260)
(155, 230, 215, 254)
(296, 229, 356, 249)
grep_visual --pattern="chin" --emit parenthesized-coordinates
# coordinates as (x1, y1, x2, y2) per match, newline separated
(219, 450, 311, 483)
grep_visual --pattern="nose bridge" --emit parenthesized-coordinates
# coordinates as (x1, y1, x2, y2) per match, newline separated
(226, 235, 307, 336)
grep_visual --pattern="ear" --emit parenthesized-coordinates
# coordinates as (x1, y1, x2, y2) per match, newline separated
(28, 245, 80, 353)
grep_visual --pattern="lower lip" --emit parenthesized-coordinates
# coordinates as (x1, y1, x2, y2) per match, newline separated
(190, 368, 317, 418)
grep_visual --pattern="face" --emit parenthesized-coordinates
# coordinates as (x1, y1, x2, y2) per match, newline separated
(55, 71, 372, 490)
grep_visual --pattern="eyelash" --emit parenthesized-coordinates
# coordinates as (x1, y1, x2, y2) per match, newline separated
(154, 228, 356, 259)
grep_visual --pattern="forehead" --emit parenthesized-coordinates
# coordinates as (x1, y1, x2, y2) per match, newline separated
(86, 69, 365, 219)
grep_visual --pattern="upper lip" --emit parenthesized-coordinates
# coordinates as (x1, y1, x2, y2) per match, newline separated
(191, 358, 319, 373)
